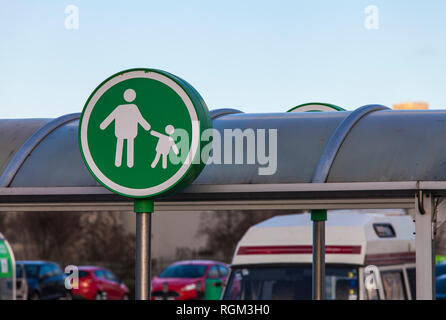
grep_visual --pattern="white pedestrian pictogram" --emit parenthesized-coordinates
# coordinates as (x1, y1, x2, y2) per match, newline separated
(150, 125, 179, 169)
(100, 89, 151, 168)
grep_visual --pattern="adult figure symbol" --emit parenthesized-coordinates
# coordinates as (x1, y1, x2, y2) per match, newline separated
(100, 89, 151, 168)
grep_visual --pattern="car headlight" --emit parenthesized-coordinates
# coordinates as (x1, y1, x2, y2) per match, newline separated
(180, 283, 197, 292)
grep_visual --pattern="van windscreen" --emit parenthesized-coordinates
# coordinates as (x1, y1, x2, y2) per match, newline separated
(223, 265, 358, 300)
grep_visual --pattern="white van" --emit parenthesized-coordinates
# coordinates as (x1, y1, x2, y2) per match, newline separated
(222, 212, 416, 300)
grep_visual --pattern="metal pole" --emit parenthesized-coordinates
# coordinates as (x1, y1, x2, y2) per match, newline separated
(415, 192, 435, 300)
(135, 199, 154, 300)
(311, 210, 327, 300)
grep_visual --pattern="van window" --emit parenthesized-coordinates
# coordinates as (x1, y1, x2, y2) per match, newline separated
(381, 270, 406, 300)
(406, 267, 416, 299)
(373, 223, 396, 238)
(366, 286, 379, 300)
(223, 265, 358, 300)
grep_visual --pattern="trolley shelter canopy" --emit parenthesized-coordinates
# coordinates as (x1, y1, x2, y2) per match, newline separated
(1, 107, 446, 211)
(1, 105, 444, 300)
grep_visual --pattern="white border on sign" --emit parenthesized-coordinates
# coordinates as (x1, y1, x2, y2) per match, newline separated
(80, 70, 199, 197)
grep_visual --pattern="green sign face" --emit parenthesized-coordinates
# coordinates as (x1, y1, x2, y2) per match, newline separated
(79, 69, 211, 198)
(0, 241, 13, 278)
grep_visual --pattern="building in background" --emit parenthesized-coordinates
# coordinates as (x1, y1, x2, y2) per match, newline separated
(393, 102, 429, 110)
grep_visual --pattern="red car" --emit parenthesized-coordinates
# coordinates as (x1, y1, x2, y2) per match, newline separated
(71, 266, 129, 300)
(151, 260, 229, 300)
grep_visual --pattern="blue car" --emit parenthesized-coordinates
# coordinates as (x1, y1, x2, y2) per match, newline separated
(436, 263, 446, 299)
(16, 261, 72, 300)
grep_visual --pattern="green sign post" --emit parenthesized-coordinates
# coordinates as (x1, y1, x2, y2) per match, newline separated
(288, 102, 344, 300)
(79, 68, 211, 300)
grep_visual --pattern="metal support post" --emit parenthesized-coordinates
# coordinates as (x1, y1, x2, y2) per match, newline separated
(415, 191, 435, 300)
(135, 199, 154, 300)
(311, 209, 327, 300)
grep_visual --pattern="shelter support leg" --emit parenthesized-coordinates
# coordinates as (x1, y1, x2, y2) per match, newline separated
(312, 209, 327, 300)
(415, 192, 435, 300)
(135, 199, 154, 300)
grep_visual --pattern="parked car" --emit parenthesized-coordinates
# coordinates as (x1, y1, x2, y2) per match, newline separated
(436, 274, 446, 299)
(435, 262, 446, 299)
(151, 260, 229, 300)
(70, 266, 129, 300)
(16, 261, 72, 300)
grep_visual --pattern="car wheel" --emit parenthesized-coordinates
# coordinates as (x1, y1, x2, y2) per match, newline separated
(95, 292, 102, 300)
(30, 292, 40, 300)
(123, 294, 129, 300)
(63, 291, 73, 300)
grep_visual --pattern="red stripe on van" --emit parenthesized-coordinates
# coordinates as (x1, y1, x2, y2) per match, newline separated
(365, 252, 415, 265)
(236, 245, 361, 255)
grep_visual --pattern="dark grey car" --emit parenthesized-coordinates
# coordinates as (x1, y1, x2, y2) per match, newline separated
(16, 261, 72, 300)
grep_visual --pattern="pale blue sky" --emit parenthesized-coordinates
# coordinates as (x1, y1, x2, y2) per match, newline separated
(1, 0, 445, 118)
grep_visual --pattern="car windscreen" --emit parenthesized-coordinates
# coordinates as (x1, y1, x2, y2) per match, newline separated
(16, 265, 39, 279)
(223, 265, 358, 300)
(159, 265, 208, 279)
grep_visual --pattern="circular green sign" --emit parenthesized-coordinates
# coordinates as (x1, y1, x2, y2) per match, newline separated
(79, 68, 212, 198)
(287, 102, 345, 112)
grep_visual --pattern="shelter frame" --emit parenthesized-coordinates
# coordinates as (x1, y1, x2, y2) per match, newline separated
(0, 180, 441, 300)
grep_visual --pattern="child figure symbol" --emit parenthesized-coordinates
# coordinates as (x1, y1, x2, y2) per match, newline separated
(150, 125, 179, 169)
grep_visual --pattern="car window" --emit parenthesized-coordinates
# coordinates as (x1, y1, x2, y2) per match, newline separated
(207, 266, 220, 279)
(104, 270, 118, 282)
(436, 263, 446, 277)
(16, 265, 23, 278)
(50, 264, 62, 276)
(381, 270, 406, 300)
(159, 265, 208, 278)
(218, 265, 228, 278)
(39, 265, 53, 278)
(21, 265, 38, 278)
(79, 271, 89, 278)
(94, 270, 105, 279)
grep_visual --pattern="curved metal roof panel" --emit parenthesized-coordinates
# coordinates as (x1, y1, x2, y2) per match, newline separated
(328, 109, 446, 182)
(10, 120, 99, 187)
(2, 108, 446, 189)
(0, 119, 51, 176)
